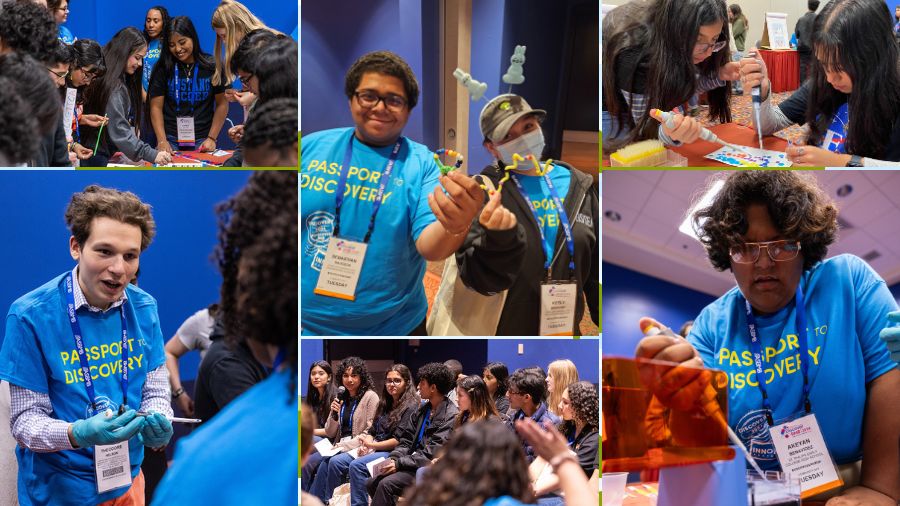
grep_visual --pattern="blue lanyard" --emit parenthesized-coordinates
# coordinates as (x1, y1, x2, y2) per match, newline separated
(64, 272, 129, 414)
(271, 347, 285, 371)
(339, 398, 359, 428)
(334, 133, 402, 243)
(742, 284, 811, 426)
(510, 170, 576, 278)
(174, 64, 197, 115)
(73, 104, 81, 143)
(414, 406, 432, 448)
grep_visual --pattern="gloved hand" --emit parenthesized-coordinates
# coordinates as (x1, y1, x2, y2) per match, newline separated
(140, 411, 173, 449)
(71, 409, 145, 448)
(879, 311, 900, 365)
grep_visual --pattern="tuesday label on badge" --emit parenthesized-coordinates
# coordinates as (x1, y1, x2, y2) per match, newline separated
(539, 282, 577, 336)
(770, 414, 843, 498)
(314, 237, 368, 301)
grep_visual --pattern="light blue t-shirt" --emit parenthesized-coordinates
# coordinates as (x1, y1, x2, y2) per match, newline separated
(301, 127, 440, 335)
(0, 272, 166, 506)
(150, 369, 297, 505)
(513, 164, 571, 263)
(688, 254, 898, 471)
(58, 25, 76, 45)
(142, 38, 162, 92)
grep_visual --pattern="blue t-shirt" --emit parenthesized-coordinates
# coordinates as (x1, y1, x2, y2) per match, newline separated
(688, 254, 898, 471)
(513, 164, 571, 263)
(142, 38, 162, 92)
(820, 103, 849, 154)
(58, 25, 76, 45)
(0, 272, 166, 506)
(300, 127, 440, 335)
(150, 369, 297, 505)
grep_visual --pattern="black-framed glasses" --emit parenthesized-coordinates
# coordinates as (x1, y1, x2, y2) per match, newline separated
(729, 240, 801, 264)
(239, 73, 254, 86)
(47, 68, 69, 79)
(385, 378, 404, 385)
(693, 40, 727, 55)
(79, 67, 100, 78)
(354, 90, 407, 112)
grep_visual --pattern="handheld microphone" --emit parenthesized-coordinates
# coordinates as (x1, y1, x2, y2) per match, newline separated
(332, 386, 346, 420)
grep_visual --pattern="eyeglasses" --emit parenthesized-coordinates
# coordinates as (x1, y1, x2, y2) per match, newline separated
(353, 90, 407, 112)
(729, 240, 801, 264)
(693, 40, 727, 55)
(385, 378, 404, 385)
(507, 390, 523, 396)
(239, 73, 254, 86)
(47, 68, 69, 79)
(57, 7, 70, 13)
(79, 67, 100, 78)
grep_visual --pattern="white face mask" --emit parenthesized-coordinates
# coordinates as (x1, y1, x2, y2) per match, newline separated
(495, 128, 545, 166)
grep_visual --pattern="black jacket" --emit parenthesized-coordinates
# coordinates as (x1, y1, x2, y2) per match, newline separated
(457, 161, 599, 335)
(389, 398, 458, 471)
(33, 116, 70, 167)
(795, 11, 816, 54)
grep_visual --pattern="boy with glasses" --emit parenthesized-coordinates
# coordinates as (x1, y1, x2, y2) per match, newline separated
(506, 368, 560, 463)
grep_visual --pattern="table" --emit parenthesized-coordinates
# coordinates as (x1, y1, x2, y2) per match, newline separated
(669, 123, 789, 166)
(759, 49, 800, 93)
(108, 150, 234, 167)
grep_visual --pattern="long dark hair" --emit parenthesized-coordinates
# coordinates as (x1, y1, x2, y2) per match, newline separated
(728, 4, 747, 29)
(335, 357, 375, 398)
(377, 364, 420, 430)
(558, 381, 599, 434)
(806, 0, 900, 159)
(82, 27, 147, 146)
(151, 15, 215, 86)
(143, 5, 171, 43)
(306, 360, 336, 425)
(602, 0, 732, 150)
(455, 375, 499, 427)
(403, 421, 535, 505)
(483, 361, 509, 400)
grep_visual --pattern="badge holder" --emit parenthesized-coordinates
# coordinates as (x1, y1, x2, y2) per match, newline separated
(768, 411, 842, 499)
(313, 235, 368, 301)
(176, 116, 196, 150)
(93, 408, 132, 494)
(538, 278, 577, 336)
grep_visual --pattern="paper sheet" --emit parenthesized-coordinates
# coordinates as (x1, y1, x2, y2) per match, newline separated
(313, 438, 342, 457)
(366, 457, 390, 478)
(704, 146, 792, 167)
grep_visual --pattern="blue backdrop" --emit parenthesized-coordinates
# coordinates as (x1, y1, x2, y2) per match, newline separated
(299, 338, 599, 398)
(0, 170, 252, 381)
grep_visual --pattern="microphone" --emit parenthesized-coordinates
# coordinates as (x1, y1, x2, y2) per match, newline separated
(332, 386, 346, 420)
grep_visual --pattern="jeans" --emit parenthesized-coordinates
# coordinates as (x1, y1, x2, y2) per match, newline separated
(301, 436, 324, 492)
(349, 451, 390, 506)
(311, 451, 355, 503)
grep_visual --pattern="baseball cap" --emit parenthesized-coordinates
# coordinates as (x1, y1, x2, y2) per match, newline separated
(479, 94, 546, 144)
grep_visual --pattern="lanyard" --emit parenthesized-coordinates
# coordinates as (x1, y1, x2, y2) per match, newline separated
(271, 347, 286, 371)
(64, 272, 129, 414)
(413, 406, 432, 449)
(339, 398, 359, 429)
(174, 64, 197, 115)
(511, 170, 576, 278)
(743, 284, 811, 426)
(73, 104, 81, 143)
(334, 133, 402, 243)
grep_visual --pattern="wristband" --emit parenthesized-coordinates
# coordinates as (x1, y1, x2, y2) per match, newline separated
(549, 452, 577, 471)
(172, 387, 185, 399)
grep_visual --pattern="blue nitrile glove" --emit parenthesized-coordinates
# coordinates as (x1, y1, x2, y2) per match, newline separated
(879, 311, 900, 365)
(71, 409, 145, 448)
(140, 411, 173, 448)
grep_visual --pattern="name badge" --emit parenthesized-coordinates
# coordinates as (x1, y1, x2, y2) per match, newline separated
(769, 413, 843, 499)
(94, 441, 132, 494)
(176, 116, 196, 147)
(63, 88, 77, 141)
(314, 237, 367, 301)
(539, 281, 577, 336)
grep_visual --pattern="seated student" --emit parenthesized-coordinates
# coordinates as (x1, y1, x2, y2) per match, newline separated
(483, 361, 511, 416)
(455, 375, 500, 426)
(506, 368, 560, 463)
(149, 16, 227, 154)
(301, 404, 327, 506)
(0, 52, 62, 163)
(447, 93, 598, 336)
(741, 0, 900, 166)
(151, 185, 298, 506)
(444, 360, 463, 406)
(546, 360, 579, 418)
(0, 78, 39, 165)
(0, 185, 173, 506)
(531, 381, 599, 505)
(82, 27, 172, 166)
(305, 357, 379, 496)
(163, 304, 217, 417)
(601, 0, 739, 151)
(141, 5, 169, 102)
(48, 0, 74, 43)
(316, 365, 420, 505)
(366, 363, 459, 506)
(241, 97, 297, 167)
(0, 0, 58, 62)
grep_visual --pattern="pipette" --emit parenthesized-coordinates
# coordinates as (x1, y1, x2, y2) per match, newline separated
(650, 109, 753, 155)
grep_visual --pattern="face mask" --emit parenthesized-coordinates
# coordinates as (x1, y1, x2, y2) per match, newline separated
(496, 128, 545, 166)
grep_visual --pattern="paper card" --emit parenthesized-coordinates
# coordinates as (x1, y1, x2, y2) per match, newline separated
(704, 146, 793, 167)
(313, 438, 341, 457)
(366, 457, 389, 478)
(347, 447, 361, 459)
